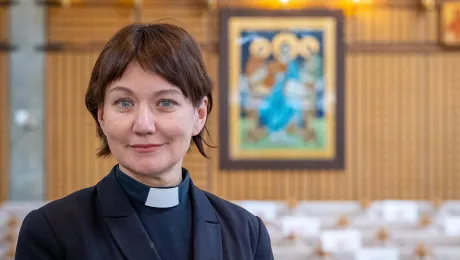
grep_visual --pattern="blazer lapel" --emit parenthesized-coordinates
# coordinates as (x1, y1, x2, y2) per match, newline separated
(97, 167, 161, 260)
(190, 184, 223, 260)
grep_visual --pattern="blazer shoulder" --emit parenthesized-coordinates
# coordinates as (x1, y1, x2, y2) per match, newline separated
(16, 209, 62, 259)
(37, 185, 97, 221)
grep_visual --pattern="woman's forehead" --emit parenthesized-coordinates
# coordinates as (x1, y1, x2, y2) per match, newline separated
(107, 62, 182, 95)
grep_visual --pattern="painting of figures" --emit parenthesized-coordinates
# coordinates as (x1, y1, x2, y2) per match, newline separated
(219, 9, 345, 170)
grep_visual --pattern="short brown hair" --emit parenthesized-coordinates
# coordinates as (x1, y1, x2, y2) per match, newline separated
(85, 23, 213, 158)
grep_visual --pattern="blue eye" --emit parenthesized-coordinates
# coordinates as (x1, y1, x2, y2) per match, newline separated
(115, 98, 133, 108)
(159, 99, 175, 108)
(120, 101, 131, 107)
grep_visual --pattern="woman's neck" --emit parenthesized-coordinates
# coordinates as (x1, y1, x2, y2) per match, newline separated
(119, 164, 183, 187)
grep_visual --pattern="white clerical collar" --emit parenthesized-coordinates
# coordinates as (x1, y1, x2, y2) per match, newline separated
(145, 187, 179, 208)
(115, 165, 191, 208)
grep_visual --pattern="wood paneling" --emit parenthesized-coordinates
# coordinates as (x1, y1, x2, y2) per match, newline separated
(141, 4, 210, 44)
(0, 6, 8, 202)
(201, 0, 440, 9)
(0, 7, 7, 42)
(348, 8, 438, 43)
(47, 6, 134, 43)
(46, 1, 460, 201)
(46, 53, 118, 200)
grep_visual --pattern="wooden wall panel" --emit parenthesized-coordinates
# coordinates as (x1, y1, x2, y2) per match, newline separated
(427, 54, 460, 199)
(48, 7, 134, 42)
(202, 0, 423, 9)
(349, 8, 438, 43)
(0, 8, 7, 41)
(0, 7, 8, 202)
(46, 1, 460, 201)
(141, 6, 210, 46)
(46, 53, 118, 200)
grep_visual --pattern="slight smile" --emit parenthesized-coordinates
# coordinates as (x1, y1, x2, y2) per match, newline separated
(129, 144, 164, 153)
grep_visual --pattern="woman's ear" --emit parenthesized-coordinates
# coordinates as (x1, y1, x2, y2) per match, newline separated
(192, 97, 208, 136)
(97, 106, 105, 133)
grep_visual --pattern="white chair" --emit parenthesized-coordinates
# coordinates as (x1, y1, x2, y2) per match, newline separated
(291, 201, 362, 217)
(234, 200, 287, 223)
(272, 237, 312, 260)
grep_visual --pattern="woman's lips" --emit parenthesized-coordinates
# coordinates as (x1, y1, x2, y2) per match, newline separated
(130, 144, 163, 153)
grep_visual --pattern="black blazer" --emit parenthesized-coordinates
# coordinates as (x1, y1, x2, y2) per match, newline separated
(15, 168, 274, 260)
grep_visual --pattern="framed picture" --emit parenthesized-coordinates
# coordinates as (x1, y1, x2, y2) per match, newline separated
(441, 1, 460, 46)
(218, 8, 345, 170)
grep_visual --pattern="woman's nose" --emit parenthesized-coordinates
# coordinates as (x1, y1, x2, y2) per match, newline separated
(132, 104, 156, 135)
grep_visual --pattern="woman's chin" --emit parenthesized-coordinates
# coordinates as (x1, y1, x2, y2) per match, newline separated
(121, 160, 172, 176)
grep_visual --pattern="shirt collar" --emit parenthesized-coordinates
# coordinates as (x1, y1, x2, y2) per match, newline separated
(115, 165, 190, 208)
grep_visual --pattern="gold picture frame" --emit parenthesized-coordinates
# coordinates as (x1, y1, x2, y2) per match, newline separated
(218, 9, 345, 170)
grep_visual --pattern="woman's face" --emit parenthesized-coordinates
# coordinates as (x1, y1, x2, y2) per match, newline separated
(98, 62, 207, 182)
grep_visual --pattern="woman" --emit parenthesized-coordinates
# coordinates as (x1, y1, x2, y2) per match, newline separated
(15, 23, 273, 260)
